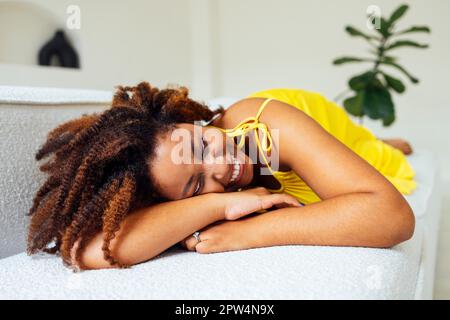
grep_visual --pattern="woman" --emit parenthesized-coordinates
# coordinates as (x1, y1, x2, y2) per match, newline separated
(27, 82, 415, 270)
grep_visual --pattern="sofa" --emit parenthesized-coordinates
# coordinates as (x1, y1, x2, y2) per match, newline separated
(0, 85, 442, 299)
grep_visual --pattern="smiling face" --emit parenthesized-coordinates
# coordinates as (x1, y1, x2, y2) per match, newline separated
(149, 123, 254, 200)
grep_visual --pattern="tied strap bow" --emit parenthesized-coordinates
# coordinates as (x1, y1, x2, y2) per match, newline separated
(221, 116, 273, 153)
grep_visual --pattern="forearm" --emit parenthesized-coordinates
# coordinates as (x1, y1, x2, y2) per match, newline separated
(80, 193, 224, 268)
(246, 192, 415, 248)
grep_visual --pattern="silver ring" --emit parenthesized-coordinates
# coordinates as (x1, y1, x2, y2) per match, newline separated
(192, 231, 201, 243)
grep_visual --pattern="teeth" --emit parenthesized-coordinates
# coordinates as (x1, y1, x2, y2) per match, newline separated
(229, 159, 241, 183)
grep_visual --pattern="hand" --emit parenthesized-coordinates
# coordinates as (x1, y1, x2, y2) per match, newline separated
(220, 187, 302, 220)
(180, 218, 257, 254)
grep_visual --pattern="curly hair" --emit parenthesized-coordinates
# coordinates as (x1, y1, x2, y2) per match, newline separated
(27, 82, 224, 269)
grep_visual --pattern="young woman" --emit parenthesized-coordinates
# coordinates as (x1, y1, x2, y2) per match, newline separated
(27, 82, 416, 270)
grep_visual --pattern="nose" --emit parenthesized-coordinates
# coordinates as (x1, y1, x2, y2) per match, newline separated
(202, 160, 229, 193)
(212, 163, 228, 182)
(202, 126, 231, 192)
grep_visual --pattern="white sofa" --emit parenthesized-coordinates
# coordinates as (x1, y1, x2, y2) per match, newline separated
(0, 86, 442, 299)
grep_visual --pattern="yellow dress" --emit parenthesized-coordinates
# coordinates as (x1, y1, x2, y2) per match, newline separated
(218, 88, 416, 205)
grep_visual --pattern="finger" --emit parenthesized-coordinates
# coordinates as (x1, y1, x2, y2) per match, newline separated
(195, 240, 212, 254)
(262, 194, 302, 209)
(260, 194, 287, 209)
(273, 194, 301, 207)
(183, 235, 200, 251)
(275, 199, 302, 208)
(226, 202, 263, 219)
(257, 188, 271, 195)
(246, 187, 270, 196)
(282, 194, 303, 206)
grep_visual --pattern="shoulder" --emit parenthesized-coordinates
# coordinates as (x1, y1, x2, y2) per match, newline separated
(212, 97, 304, 130)
(212, 97, 264, 128)
(213, 97, 316, 168)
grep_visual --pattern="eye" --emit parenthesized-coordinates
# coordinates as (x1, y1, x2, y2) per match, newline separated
(192, 173, 205, 196)
(193, 181, 201, 196)
(193, 174, 204, 196)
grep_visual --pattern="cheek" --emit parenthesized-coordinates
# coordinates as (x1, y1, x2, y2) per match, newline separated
(245, 162, 254, 180)
(207, 139, 230, 162)
(217, 134, 235, 159)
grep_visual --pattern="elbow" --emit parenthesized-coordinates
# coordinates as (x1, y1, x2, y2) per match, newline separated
(70, 235, 113, 270)
(376, 196, 415, 248)
(74, 232, 158, 270)
(387, 210, 415, 248)
(72, 233, 135, 270)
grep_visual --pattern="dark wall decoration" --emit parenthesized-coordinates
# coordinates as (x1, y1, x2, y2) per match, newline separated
(38, 30, 80, 69)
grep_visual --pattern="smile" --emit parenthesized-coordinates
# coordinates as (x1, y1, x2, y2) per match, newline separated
(229, 157, 244, 185)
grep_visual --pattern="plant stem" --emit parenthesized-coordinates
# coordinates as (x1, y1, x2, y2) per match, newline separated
(373, 37, 387, 73)
(333, 88, 352, 102)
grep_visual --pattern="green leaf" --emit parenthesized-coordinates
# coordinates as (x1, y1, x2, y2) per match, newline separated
(381, 61, 419, 83)
(362, 86, 395, 126)
(375, 17, 391, 38)
(345, 26, 375, 41)
(382, 110, 396, 126)
(332, 57, 368, 65)
(389, 4, 409, 26)
(386, 40, 429, 50)
(382, 55, 398, 63)
(348, 71, 375, 91)
(396, 25, 431, 35)
(382, 72, 406, 93)
(343, 91, 364, 117)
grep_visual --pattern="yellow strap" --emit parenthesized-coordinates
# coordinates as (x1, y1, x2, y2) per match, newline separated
(220, 98, 275, 172)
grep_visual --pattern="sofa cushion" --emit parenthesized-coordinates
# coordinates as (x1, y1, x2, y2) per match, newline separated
(0, 222, 423, 299)
(0, 85, 112, 259)
(0, 150, 437, 299)
(0, 86, 439, 299)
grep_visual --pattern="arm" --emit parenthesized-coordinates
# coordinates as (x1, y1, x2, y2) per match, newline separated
(76, 188, 300, 269)
(259, 99, 415, 247)
(188, 99, 415, 253)
(189, 190, 413, 254)
(77, 193, 224, 269)
(244, 191, 413, 249)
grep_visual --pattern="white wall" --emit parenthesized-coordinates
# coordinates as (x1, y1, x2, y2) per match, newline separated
(0, 0, 192, 90)
(212, 0, 450, 177)
(0, 0, 448, 298)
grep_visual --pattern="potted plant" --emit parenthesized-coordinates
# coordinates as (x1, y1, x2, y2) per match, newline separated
(333, 4, 431, 126)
